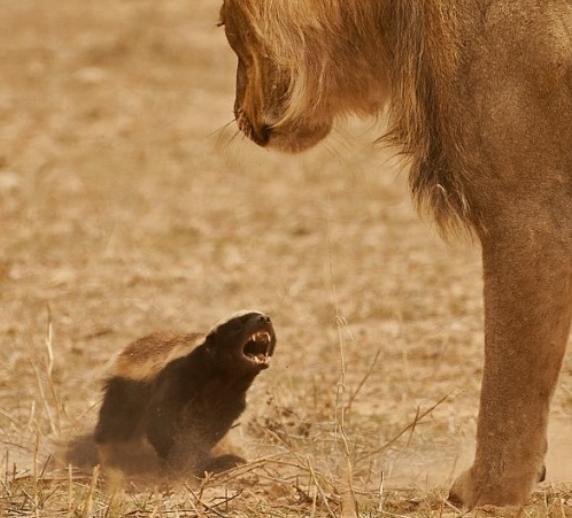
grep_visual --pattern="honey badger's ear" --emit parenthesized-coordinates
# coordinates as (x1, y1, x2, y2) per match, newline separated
(202, 337, 218, 361)
(203, 329, 220, 350)
(205, 326, 219, 342)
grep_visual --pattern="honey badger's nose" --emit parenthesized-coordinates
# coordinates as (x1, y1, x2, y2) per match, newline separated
(257, 314, 271, 325)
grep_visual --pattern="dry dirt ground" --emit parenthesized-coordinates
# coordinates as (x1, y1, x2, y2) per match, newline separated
(1, 1, 571, 516)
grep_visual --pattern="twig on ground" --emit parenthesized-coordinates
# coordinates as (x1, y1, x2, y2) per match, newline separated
(29, 360, 56, 435)
(378, 470, 385, 514)
(406, 406, 421, 447)
(306, 456, 336, 518)
(184, 485, 225, 518)
(357, 394, 450, 463)
(81, 464, 100, 517)
(345, 348, 382, 414)
(44, 306, 64, 430)
(210, 489, 243, 510)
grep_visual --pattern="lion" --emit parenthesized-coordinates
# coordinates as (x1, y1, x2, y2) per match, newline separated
(219, 0, 572, 509)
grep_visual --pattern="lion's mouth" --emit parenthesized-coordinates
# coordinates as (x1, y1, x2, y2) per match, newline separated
(236, 109, 272, 147)
(242, 329, 274, 368)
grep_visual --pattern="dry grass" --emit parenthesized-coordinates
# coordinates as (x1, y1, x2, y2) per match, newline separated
(0, 0, 571, 516)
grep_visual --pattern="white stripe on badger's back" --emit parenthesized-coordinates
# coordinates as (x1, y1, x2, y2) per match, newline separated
(113, 332, 204, 381)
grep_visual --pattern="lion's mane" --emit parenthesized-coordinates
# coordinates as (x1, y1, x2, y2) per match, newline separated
(233, 1, 476, 233)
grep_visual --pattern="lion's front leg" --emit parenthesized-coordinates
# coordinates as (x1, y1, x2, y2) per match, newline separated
(450, 227, 572, 508)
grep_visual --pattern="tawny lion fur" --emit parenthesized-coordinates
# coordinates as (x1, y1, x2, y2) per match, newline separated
(224, 1, 475, 230)
(221, 0, 572, 509)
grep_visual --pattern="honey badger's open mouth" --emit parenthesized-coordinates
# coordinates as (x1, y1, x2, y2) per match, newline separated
(242, 329, 274, 367)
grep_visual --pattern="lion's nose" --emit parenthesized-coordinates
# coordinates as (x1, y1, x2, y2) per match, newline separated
(256, 124, 272, 146)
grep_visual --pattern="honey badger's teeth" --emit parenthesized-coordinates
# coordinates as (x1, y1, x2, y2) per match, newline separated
(244, 328, 273, 364)
(251, 331, 271, 343)
(245, 353, 270, 364)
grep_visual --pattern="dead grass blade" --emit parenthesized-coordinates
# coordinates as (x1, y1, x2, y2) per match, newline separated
(357, 394, 450, 463)
(307, 456, 336, 518)
(345, 348, 382, 414)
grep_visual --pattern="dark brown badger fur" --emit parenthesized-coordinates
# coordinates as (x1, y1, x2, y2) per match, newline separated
(94, 311, 276, 476)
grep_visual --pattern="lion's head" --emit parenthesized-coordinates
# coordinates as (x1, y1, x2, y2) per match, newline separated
(220, 0, 389, 153)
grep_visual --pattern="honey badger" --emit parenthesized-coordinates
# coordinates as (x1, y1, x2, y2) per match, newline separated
(94, 311, 276, 476)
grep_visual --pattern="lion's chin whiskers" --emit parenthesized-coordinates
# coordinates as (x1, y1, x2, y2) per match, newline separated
(328, 127, 354, 155)
(211, 119, 239, 151)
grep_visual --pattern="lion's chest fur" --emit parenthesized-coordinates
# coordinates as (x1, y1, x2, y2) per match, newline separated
(440, 1, 572, 223)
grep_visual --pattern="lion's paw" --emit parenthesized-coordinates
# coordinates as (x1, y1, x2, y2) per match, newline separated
(448, 467, 539, 509)
(448, 469, 477, 508)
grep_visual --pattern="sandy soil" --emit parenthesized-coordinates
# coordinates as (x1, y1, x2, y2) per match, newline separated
(1, 1, 571, 516)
